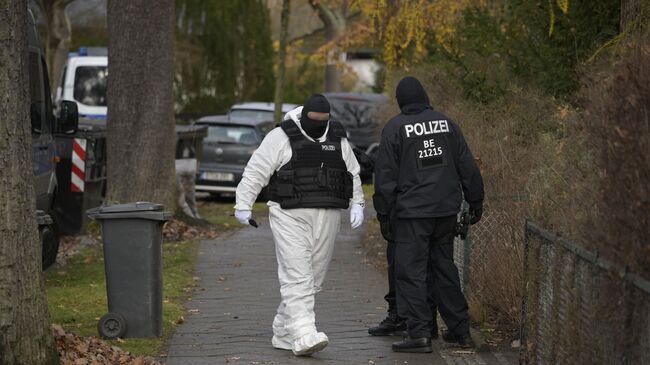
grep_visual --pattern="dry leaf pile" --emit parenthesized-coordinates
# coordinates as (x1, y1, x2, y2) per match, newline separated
(57, 235, 101, 265)
(163, 218, 219, 241)
(53, 325, 162, 365)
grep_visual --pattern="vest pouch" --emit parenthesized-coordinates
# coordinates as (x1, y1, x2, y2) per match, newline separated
(275, 170, 294, 197)
(325, 168, 346, 188)
(344, 171, 353, 199)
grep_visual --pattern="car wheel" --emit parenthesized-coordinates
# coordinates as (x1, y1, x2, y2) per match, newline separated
(41, 219, 60, 270)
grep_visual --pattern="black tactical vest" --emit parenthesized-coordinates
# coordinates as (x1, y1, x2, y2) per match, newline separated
(268, 120, 353, 209)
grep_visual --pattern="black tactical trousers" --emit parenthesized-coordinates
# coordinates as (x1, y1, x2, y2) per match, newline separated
(385, 240, 398, 312)
(394, 215, 469, 338)
(385, 241, 439, 332)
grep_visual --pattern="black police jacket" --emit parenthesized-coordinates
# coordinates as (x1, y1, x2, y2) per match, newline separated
(373, 108, 484, 218)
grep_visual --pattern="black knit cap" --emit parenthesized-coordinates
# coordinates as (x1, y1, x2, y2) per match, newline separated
(395, 76, 431, 114)
(302, 93, 330, 117)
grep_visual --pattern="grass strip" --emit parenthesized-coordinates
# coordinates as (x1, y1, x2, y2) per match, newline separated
(198, 199, 269, 230)
(45, 240, 199, 356)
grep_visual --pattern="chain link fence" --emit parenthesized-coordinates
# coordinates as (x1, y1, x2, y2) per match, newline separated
(453, 205, 650, 364)
(518, 222, 650, 365)
(453, 197, 527, 324)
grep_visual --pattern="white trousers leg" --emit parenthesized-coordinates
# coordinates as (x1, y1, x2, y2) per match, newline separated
(269, 204, 341, 341)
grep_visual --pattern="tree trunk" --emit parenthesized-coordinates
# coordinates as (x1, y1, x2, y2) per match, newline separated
(106, 0, 176, 209)
(43, 0, 74, 91)
(0, 2, 59, 364)
(273, 0, 291, 122)
(309, 0, 346, 92)
(324, 53, 342, 93)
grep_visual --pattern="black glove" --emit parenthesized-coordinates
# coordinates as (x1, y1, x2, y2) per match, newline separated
(377, 214, 393, 242)
(469, 203, 483, 225)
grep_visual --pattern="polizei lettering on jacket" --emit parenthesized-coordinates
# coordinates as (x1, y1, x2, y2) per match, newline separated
(404, 120, 450, 138)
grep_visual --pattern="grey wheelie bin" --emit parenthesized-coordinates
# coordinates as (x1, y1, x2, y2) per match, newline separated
(87, 202, 171, 339)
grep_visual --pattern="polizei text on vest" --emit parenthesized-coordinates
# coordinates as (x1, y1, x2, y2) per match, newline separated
(404, 120, 450, 138)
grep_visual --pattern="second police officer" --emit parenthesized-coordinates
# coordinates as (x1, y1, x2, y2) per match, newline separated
(373, 76, 485, 353)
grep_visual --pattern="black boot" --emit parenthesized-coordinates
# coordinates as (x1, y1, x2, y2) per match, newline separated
(431, 327, 439, 340)
(442, 330, 475, 348)
(392, 336, 432, 353)
(368, 312, 406, 336)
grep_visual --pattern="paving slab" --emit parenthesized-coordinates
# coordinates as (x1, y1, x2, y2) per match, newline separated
(166, 214, 518, 365)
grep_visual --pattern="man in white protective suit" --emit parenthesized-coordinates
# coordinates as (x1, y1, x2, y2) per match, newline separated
(234, 94, 365, 356)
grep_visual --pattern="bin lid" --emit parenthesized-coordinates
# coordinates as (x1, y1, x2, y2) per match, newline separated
(87, 202, 170, 221)
(92, 202, 163, 214)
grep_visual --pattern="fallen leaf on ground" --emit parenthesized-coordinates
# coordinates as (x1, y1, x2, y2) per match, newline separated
(52, 324, 162, 365)
(452, 350, 476, 355)
(163, 218, 220, 242)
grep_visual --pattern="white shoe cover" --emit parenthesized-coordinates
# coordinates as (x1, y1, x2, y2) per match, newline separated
(271, 334, 293, 351)
(292, 332, 329, 356)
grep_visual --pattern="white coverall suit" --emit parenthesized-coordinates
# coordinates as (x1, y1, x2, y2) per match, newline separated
(235, 107, 365, 355)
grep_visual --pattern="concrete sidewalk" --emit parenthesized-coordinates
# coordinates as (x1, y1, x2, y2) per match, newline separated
(166, 215, 517, 365)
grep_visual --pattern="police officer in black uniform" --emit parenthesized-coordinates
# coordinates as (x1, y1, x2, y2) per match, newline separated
(374, 76, 484, 353)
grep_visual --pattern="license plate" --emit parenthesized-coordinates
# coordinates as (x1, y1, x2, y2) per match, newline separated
(202, 172, 234, 182)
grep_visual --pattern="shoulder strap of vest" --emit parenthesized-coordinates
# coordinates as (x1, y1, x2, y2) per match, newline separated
(328, 121, 347, 141)
(280, 120, 304, 141)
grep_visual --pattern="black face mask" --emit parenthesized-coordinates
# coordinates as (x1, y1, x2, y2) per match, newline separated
(301, 94, 331, 139)
(396, 76, 431, 115)
(301, 115, 329, 139)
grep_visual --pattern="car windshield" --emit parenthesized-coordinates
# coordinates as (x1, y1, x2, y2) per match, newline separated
(229, 109, 274, 122)
(74, 66, 108, 106)
(258, 121, 275, 136)
(205, 124, 258, 145)
(328, 99, 382, 129)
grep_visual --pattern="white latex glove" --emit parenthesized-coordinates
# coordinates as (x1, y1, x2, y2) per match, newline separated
(350, 203, 364, 229)
(234, 210, 252, 225)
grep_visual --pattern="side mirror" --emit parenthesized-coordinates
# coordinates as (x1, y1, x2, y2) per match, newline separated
(57, 100, 78, 135)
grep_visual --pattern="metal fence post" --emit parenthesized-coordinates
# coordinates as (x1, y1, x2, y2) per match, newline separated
(519, 220, 531, 365)
(462, 200, 471, 289)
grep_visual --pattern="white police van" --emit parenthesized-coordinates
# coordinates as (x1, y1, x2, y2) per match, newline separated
(55, 47, 108, 119)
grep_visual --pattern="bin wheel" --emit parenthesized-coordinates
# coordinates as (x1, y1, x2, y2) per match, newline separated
(40, 223, 60, 270)
(98, 313, 127, 339)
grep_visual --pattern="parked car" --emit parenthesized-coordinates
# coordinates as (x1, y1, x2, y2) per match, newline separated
(324, 92, 388, 151)
(324, 93, 388, 183)
(229, 102, 298, 123)
(194, 115, 273, 196)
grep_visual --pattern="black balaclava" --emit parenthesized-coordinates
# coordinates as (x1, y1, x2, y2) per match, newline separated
(395, 76, 431, 115)
(300, 94, 331, 139)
